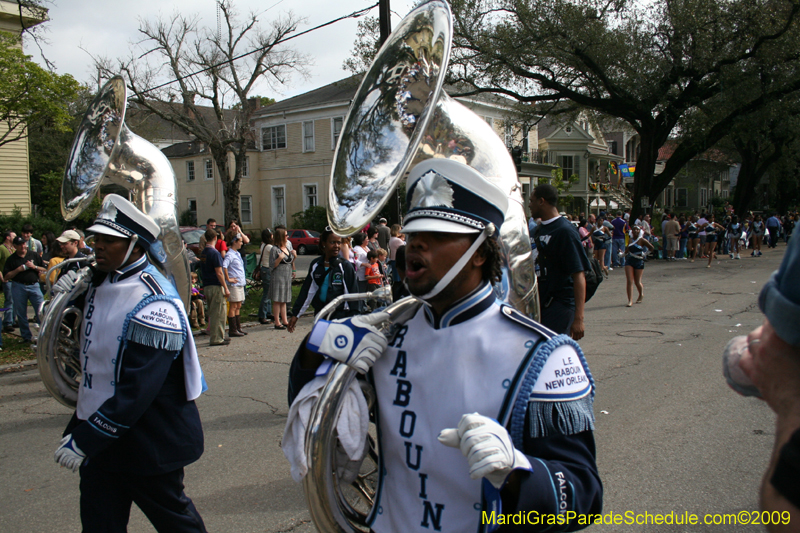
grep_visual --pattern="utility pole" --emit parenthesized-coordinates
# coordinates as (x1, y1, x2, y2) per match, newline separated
(379, 0, 391, 46)
(378, 0, 402, 223)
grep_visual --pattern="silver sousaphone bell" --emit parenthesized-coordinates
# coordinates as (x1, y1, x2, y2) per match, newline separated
(303, 1, 539, 531)
(37, 76, 191, 408)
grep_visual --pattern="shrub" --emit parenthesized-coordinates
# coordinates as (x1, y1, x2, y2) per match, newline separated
(291, 205, 327, 233)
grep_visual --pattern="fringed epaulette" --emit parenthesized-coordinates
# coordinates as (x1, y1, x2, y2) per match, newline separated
(507, 334, 596, 446)
(122, 295, 186, 352)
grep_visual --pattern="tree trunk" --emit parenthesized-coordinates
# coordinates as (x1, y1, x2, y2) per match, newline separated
(210, 145, 241, 226)
(629, 134, 660, 221)
(732, 152, 759, 217)
(732, 141, 783, 217)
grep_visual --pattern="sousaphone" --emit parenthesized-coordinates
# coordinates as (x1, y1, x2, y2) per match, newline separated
(303, 0, 539, 531)
(37, 76, 191, 407)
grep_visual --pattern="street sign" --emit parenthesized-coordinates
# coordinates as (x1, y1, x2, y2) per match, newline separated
(641, 196, 649, 208)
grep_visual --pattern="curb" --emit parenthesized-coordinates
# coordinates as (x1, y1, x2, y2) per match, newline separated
(0, 358, 37, 373)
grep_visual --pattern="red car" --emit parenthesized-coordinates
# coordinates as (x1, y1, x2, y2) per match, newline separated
(288, 229, 320, 255)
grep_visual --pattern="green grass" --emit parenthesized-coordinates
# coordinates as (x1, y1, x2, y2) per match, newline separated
(0, 335, 36, 366)
(241, 282, 305, 322)
(0, 292, 37, 365)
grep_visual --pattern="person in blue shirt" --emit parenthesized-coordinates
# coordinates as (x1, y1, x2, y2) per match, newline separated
(766, 213, 782, 248)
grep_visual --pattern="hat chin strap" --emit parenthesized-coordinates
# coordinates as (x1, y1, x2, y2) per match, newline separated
(413, 227, 490, 302)
(115, 235, 139, 275)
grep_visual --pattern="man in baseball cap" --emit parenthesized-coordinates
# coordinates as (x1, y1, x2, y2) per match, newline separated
(54, 230, 90, 278)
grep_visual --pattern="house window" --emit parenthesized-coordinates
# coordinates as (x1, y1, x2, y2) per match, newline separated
(303, 121, 315, 152)
(664, 188, 672, 207)
(722, 189, 729, 198)
(484, 116, 494, 128)
(187, 198, 197, 225)
(262, 125, 287, 150)
(241, 156, 249, 178)
(332, 117, 344, 149)
(186, 161, 195, 182)
(607, 141, 618, 155)
(272, 186, 286, 226)
(677, 188, 688, 207)
(559, 155, 576, 179)
(565, 126, 573, 134)
(700, 188, 708, 208)
(304, 184, 318, 210)
(240, 195, 252, 224)
(204, 159, 213, 180)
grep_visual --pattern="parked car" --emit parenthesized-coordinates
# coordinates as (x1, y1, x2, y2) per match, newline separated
(180, 226, 205, 256)
(288, 229, 320, 255)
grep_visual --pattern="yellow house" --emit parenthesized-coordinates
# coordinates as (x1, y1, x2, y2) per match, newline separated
(0, 0, 45, 215)
(169, 76, 555, 234)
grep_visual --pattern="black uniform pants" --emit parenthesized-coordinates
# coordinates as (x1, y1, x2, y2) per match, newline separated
(79, 463, 207, 533)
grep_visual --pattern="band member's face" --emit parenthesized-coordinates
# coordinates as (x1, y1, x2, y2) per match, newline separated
(404, 231, 473, 297)
(94, 234, 135, 272)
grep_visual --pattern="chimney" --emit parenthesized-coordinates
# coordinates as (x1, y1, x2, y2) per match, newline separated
(248, 97, 260, 111)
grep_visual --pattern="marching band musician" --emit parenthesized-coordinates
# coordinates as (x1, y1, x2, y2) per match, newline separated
(287, 159, 602, 531)
(52, 194, 207, 533)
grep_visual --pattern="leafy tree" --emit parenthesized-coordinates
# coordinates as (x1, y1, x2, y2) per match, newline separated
(449, 0, 800, 220)
(549, 167, 580, 206)
(0, 31, 81, 149)
(291, 205, 327, 234)
(94, 1, 308, 225)
(343, 16, 381, 75)
(28, 84, 95, 217)
(718, 97, 800, 215)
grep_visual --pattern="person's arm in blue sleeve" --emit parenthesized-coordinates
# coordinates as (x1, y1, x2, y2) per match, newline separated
(69, 342, 179, 457)
(500, 424, 602, 531)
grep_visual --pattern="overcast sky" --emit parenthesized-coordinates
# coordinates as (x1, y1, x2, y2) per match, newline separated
(30, 0, 415, 102)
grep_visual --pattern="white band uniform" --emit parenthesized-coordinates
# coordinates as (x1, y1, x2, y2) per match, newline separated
(368, 283, 594, 532)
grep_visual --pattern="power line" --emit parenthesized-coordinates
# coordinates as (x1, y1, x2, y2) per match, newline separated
(137, 2, 379, 97)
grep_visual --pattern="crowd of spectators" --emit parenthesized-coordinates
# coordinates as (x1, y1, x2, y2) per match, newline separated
(0, 225, 91, 348)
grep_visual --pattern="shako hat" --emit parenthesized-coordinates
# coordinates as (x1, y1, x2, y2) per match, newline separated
(402, 159, 508, 236)
(87, 194, 166, 263)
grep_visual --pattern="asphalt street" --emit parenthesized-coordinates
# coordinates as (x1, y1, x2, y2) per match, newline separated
(0, 245, 787, 532)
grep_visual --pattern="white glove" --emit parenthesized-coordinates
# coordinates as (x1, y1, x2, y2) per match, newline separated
(54, 435, 86, 472)
(52, 269, 89, 296)
(438, 413, 532, 489)
(307, 312, 390, 374)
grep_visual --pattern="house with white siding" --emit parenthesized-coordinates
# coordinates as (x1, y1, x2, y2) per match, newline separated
(0, 0, 45, 215)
